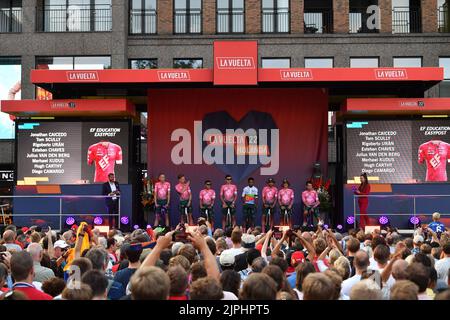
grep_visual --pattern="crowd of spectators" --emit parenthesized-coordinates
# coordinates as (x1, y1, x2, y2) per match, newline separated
(0, 213, 449, 300)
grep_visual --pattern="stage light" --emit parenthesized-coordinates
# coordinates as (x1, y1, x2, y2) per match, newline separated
(93, 216, 103, 225)
(133, 225, 139, 230)
(66, 217, 75, 226)
(146, 225, 152, 229)
(120, 216, 129, 225)
(346, 216, 355, 225)
(409, 216, 420, 226)
(379, 216, 389, 225)
(324, 224, 329, 229)
(337, 224, 343, 230)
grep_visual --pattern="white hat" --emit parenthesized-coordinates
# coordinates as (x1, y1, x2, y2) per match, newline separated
(219, 250, 236, 266)
(241, 234, 256, 249)
(54, 240, 69, 249)
(413, 235, 424, 244)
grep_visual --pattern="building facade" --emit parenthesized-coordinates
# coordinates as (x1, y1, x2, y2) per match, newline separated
(1, 0, 450, 163)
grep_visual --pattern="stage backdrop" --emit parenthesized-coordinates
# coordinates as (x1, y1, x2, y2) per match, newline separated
(148, 88, 328, 226)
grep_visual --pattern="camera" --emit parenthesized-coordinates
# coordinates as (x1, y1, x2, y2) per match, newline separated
(172, 224, 190, 243)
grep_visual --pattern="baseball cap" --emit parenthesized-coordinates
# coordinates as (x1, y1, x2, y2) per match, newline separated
(242, 234, 256, 249)
(413, 235, 424, 244)
(290, 251, 305, 267)
(54, 240, 69, 249)
(219, 250, 236, 267)
(21, 227, 29, 233)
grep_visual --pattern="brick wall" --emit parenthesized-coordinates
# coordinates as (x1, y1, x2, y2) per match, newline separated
(203, 0, 216, 34)
(333, 0, 349, 33)
(246, 0, 261, 33)
(158, 0, 173, 34)
(291, 0, 304, 33)
(379, 0, 392, 33)
(421, 0, 438, 33)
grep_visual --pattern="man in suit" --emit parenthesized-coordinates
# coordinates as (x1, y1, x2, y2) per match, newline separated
(102, 173, 121, 228)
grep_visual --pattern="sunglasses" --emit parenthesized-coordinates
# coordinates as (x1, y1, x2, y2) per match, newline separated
(206, 183, 212, 186)
(226, 178, 232, 181)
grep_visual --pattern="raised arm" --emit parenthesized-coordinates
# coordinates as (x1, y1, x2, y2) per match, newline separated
(47, 227, 55, 259)
(140, 231, 174, 268)
(294, 231, 316, 261)
(271, 230, 289, 258)
(261, 230, 273, 261)
(188, 231, 220, 281)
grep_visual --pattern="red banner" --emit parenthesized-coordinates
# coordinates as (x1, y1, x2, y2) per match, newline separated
(213, 41, 258, 85)
(344, 98, 450, 112)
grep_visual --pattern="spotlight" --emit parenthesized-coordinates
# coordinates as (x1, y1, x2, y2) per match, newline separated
(66, 217, 75, 226)
(324, 224, 329, 229)
(379, 216, 389, 226)
(133, 225, 139, 230)
(409, 216, 420, 226)
(120, 216, 129, 225)
(346, 216, 355, 225)
(93, 216, 103, 225)
(337, 224, 343, 230)
(146, 225, 152, 229)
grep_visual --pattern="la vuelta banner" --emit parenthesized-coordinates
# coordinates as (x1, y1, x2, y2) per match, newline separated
(148, 88, 328, 225)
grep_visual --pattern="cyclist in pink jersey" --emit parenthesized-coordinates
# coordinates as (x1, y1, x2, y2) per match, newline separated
(302, 181, 321, 227)
(278, 179, 294, 228)
(175, 174, 193, 225)
(261, 178, 278, 233)
(154, 173, 171, 227)
(220, 175, 238, 230)
(199, 180, 216, 228)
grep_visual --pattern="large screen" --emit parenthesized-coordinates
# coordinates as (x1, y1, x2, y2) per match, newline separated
(347, 120, 450, 184)
(17, 121, 129, 185)
(0, 60, 21, 139)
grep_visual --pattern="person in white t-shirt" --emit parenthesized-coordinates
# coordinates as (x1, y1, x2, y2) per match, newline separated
(341, 250, 370, 296)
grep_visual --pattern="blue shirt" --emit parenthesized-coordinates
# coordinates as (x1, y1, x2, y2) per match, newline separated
(287, 272, 297, 289)
(108, 268, 137, 300)
(428, 221, 446, 234)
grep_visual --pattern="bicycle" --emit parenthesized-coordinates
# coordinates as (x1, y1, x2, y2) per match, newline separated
(225, 206, 232, 229)
(280, 206, 292, 227)
(263, 205, 273, 233)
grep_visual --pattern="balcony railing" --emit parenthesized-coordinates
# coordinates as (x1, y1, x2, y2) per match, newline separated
(217, 10, 244, 33)
(438, 6, 448, 33)
(304, 9, 333, 34)
(262, 9, 290, 33)
(392, 6, 421, 34)
(0, 8, 22, 33)
(129, 9, 156, 34)
(174, 9, 202, 34)
(36, 5, 112, 32)
(349, 7, 379, 33)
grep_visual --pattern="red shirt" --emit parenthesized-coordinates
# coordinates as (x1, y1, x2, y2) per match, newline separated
(13, 283, 52, 300)
(169, 295, 188, 300)
(87, 142, 123, 183)
(418, 141, 450, 182)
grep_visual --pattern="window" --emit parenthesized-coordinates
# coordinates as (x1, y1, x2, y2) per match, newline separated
(130, 59, 158, 69)
(217, 0, 244, 33)
(261, 58, 290, 69)
(0, 57, 20, 140)
(439, 57, 450, 97)
(129, 0, 157, 34)
(35, 56, 111, 99)
(0, 0, 22, 32)
(174, 0, 201, 34)
(262, 0, 289, 33)
(393, 57, 422, 68)
(438, 0, 447, 32)
(38, 0, 112, 32)
(173, 58, 203, 69)
(350, 57, 379, 68)
(304, 0, 333, 34)
(391, 0, 421, 34)
(305, 58, 333, 68)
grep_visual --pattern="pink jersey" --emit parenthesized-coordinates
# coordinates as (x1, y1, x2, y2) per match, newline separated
(155, 181, 171, 200)
(220, 184, 238, 202)
(302, 190, 318, 207)
(278, 188, 294, 206)
(199, 189, 216, 206)
(87, 142, 123, 183)
(262, 186, 278, 204)
(175, 183, 191, 201)
(418, 141, 450, 182)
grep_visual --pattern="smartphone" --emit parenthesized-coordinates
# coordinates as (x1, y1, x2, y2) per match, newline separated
(272, 226, 282, 240)
(186, 226, 197, 234)
(173, 225, 190, 243)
